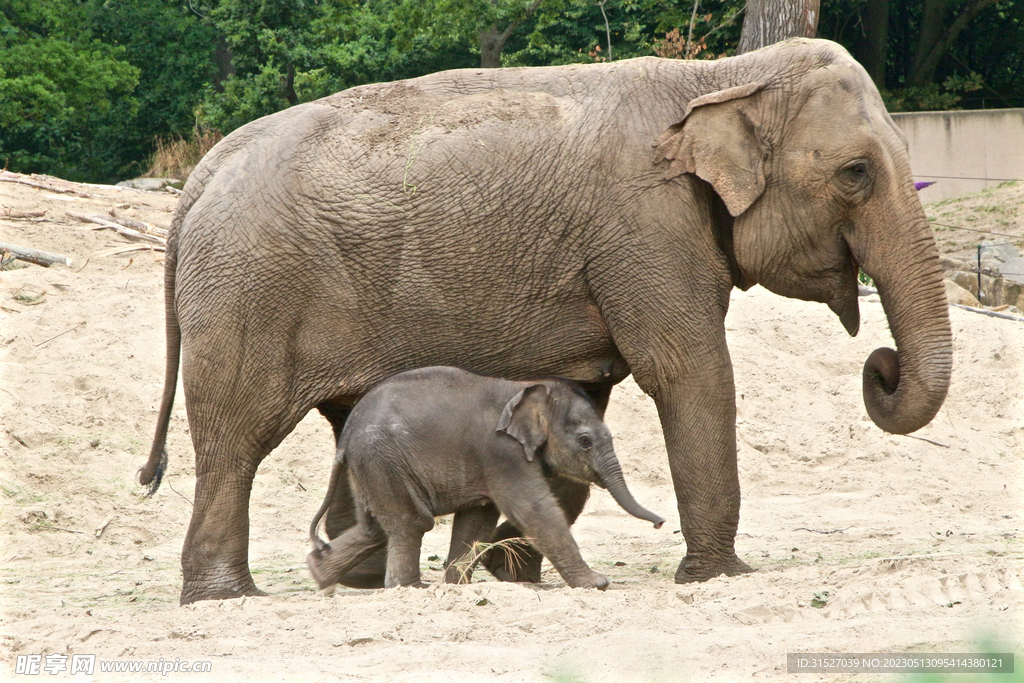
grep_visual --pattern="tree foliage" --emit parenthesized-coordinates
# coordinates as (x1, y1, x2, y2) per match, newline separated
(1, 0, 1021, 182)
(820, 0, 1024, 110)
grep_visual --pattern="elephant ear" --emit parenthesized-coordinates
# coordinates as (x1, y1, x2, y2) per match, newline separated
(496, 384, 550, 462)
(653, 82, 768, 217)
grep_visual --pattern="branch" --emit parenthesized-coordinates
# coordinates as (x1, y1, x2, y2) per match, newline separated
(0, 241, 72, 268)
(598, 0, 613, 61)
(686, 0, 700, 59)
(65, 210, 165, 244)
(920, 0, 1000, 81)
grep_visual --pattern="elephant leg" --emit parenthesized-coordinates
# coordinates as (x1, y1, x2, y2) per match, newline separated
(180, 444, 267, 605)
(385, 522, 434, 588)
(316, 400, 388, 589)
(482, 475, 591, 582)
(306, 510, 388, 590)
(655, 368, 754, 584)
(444, 504, 501, 584)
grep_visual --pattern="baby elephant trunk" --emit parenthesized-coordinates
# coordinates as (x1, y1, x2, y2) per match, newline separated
(593, 448, 665, 528)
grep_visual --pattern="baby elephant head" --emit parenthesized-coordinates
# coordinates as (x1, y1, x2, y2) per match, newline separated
(497, 382, 665, 528)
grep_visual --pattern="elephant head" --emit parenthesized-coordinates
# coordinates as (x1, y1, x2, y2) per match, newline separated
(654, 39, 952, 435)
(497, 381, 666, 528)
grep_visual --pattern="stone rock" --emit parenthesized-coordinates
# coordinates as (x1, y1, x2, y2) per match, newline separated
(949, 269, 1024, 308)
(938, 256, 967, 274)
(1000, 256, 1024, 285)
(944, 279, 980, 307)
(116, 177, 183, 191)
(978, 240, 1019, 264)
(999, 278, 1024, 308)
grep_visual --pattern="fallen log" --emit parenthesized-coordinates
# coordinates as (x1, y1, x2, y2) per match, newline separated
(0, 171, 110, 199)
(0, 241, 71, 267)
(66, 210, 165, 244)
(2, 209, 47, 219)
(105, 213, 168, 238)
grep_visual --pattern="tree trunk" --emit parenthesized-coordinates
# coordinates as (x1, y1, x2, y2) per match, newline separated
(737, 0, 819, 54)
(909, 0, 1000, 86)
(479, 26, 508, 68)
(911, 0, 949, 86)
(476, 0, 545, 68)
(855, 0, 889, 88)
(213, 38, 235, 93)
(282, 62, 298, 106)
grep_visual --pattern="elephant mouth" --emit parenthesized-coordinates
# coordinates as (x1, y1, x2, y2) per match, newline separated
(828, 241, 861, 337)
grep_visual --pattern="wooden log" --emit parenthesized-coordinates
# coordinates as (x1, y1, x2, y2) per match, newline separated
(2, 209, 47, 219)
(106, 214, 168, 238)
(0, 171, 108, 199)
(65, 210, 165, 244)
(0, 241, 71, 267)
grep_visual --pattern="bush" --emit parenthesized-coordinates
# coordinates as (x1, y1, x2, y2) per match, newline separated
(145, 125, 223, 181)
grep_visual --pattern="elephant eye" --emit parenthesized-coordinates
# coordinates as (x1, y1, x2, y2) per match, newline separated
(577, 434, 593, 449)
(836, 160, 872, 195)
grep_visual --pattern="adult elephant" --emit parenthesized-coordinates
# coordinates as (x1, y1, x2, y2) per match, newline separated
(141, 38, 952, 605)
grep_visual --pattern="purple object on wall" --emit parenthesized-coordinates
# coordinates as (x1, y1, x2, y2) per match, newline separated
(914, 181, 937, 191)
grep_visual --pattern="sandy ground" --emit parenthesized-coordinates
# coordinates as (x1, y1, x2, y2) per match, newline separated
(1, 175, 1021, 682)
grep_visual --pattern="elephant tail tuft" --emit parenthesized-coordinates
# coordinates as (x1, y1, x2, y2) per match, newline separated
(138, 449, 168, 498)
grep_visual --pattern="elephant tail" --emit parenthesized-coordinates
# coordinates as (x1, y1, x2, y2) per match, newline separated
(138, 246, 180, 497)
(309, 449, 346, 551)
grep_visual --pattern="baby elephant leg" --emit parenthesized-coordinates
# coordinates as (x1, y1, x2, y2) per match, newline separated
(444, 504, 501, 584)
(499, 489, 608, 590)
(384, 529, 432, 588)
(482, 476, 590, 582)
(383, 508, 436, 588)
(307, 511, 387, 590)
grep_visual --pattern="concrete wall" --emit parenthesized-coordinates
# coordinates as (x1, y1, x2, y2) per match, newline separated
(890, 108, 1024, 203)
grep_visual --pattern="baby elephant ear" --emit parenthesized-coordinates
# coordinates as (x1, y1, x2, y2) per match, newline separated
(653, 82, 768, 217)
(496, 384, 551, 461)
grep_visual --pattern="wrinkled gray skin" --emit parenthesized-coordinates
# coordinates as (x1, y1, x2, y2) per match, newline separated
(141, 38, 952, 604)
(306, 367, 665, 591)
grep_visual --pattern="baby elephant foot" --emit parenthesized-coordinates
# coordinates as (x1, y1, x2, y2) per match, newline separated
(568, 571, 609, 590)
(306, 548, 335, 590)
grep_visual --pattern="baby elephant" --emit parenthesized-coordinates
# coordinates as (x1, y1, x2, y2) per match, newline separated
(307, 366, 664, 590)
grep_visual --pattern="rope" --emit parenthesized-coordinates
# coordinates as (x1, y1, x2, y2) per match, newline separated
(929, 222, 1021, 240)
(916, 175, 1021, 182)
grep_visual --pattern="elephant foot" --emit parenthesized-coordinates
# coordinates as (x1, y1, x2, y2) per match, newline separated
(179, 578, 266, 605)
(673, 553, 755, 584)
(566, 571, 609, 591)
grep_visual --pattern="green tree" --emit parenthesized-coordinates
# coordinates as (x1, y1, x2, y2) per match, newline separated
(88, 0, 219, 175)
(820, 0, 1024, 109)
(0, 0, 140, 181)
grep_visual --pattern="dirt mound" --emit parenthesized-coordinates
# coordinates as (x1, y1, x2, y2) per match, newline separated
(1, 176, 1020, 681)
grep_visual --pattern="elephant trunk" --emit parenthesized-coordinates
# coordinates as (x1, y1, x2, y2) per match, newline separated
(851, 209, 953, 435)
(592, 448, 665, 528)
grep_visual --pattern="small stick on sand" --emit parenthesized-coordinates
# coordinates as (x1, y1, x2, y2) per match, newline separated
(901, 434, 951, 448)
(35, 322, 84, 347)
(95, 516, 115, 538)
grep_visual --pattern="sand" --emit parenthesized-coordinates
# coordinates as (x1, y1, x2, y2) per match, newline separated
(1, 175, 1021, 682)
